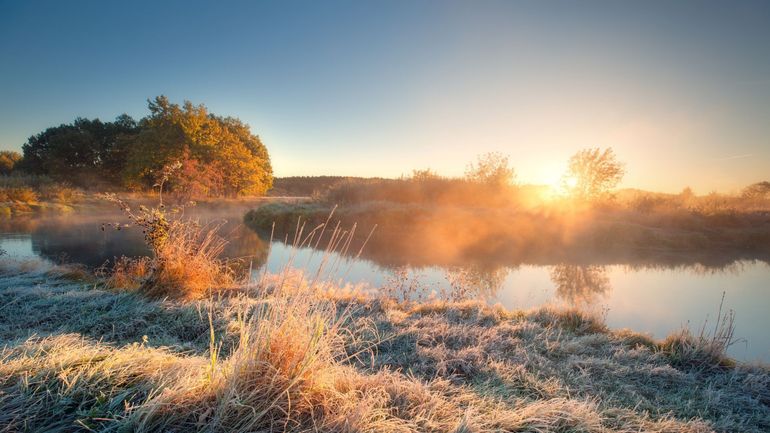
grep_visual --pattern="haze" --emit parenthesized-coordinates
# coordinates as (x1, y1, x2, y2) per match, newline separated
(1, 0, 769, 192)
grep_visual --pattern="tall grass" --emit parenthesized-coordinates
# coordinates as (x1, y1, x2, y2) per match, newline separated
(0, 174, 78, 204)
(1, 255, 767, 431)
(101, 185, 239, 299)
(139, 220, 235, 299)
(134, 288, 381, 432)
(661, 292, 743, 370)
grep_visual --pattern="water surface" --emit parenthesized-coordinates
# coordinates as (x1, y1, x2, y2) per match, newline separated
(2, 212, 768, 362)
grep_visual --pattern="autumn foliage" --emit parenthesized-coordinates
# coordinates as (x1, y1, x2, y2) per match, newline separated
(17, 96, 273, 197)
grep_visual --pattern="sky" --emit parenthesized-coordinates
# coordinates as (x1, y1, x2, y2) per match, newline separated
(1, 0, 769, 193)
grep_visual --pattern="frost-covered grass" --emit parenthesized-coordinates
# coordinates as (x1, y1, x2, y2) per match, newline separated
(1, 262, 768, 432)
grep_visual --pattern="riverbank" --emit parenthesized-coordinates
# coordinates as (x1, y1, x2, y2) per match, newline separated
(244, 201, 770, 269)
(0, 190, 309, 219)
(1, 260, 767, 432)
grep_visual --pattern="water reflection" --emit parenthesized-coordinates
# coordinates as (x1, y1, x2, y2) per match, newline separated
(445, 265, 508, 300)
(0, 214, 270, 269)
(550, 264, 610, 306)
(381, 264, 509, 302)
(2, 214, 770, 361)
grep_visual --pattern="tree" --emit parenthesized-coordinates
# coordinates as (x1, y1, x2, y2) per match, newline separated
(562, 147, 624, 200)
(465, 152, 515, 187)
(122, 96, 273, 196)
(0, 150, 22, 175)
(19, 115, 139, 184)
(17, 96, 272, 196)
(410, 168, 440, 181)
(741, 181, 770, 200)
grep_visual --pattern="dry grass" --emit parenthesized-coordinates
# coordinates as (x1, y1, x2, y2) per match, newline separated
(1, 209, 768, 432)
(98, 255, 151, 291)
(101, 192, 239, 300)
(2, 261, 768, 432)
(660, 294, 742, 371)
(0, 186, 38, 203)
(133, 288, 388, 432)
(1, 175, 79, 206)
(0, 334, 201, 432)
(98, 219, 236, 300)
(137, 220, 236, 300)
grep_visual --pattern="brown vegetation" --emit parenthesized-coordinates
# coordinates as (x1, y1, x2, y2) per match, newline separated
(0, 260, 767, 432)
(245, 198, 770, 269)
(101, 192, 238, 300)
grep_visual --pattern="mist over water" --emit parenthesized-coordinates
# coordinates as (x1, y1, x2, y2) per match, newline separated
(2, 210, 769, 362)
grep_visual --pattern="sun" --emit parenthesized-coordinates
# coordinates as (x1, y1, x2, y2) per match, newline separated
(563, 175, 578, 189)
(546, 174, 578, 199)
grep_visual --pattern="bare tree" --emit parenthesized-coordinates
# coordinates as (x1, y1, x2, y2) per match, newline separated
(465, 152, 516, 187)
(563, 147, 624, 200)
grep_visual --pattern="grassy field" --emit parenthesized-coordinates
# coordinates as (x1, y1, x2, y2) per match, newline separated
(0, 258, 768, 432)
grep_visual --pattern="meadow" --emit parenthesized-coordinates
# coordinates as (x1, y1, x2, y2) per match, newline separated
(2, 159, 770, 432)
(1, 247, 769, 432)
(1, 189, 769, 432)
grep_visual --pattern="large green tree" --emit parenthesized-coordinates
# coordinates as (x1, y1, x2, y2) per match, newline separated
(19, 115, 138, 185)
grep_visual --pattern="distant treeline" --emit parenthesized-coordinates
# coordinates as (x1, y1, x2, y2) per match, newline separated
(3, 96, 273, 197)
(270, 152, 528, 206)
(273, 175, 770, 213)
(267, 148, 770, 212)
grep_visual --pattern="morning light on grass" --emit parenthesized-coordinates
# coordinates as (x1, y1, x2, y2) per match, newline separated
(1, 1, 770, 432)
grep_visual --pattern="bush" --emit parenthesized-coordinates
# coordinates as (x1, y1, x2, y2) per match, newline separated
(38, 183, 76, 203)
(102, 171, 239, 299)
(139, 220, 236, 299)
(98, 255, 151, 291)
(0, 187, 38, 203)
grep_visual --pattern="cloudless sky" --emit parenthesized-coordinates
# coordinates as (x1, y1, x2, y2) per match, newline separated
(1, 0, 769, 192)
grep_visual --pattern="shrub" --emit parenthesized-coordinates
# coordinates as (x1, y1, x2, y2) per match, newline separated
(140, 220, 236, 299)
(0, 187, 38, 203)
(38, 183, 76, 203)
(102, 164, 239, 299)
(319, 176, 520, 207)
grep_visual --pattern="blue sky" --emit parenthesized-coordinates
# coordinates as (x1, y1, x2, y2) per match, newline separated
(1, 0, 769, 192)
